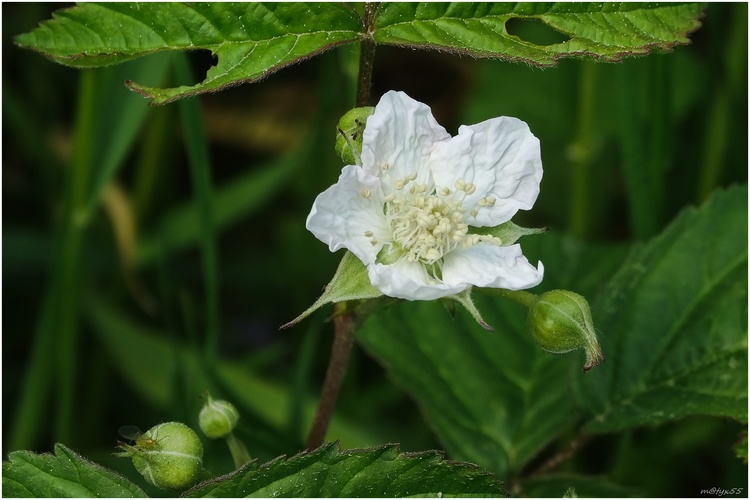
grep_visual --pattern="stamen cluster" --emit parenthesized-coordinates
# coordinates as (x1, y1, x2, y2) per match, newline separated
(364, 170, 502, 268)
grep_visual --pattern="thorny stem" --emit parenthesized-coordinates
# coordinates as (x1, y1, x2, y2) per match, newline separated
(305, 305, 358, 450)
(305, 2, 379, 451)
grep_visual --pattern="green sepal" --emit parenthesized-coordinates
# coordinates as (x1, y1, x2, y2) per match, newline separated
(474, 220, 547, 246)
(445, 288, 494, 332)
(281, 251, 382, 329)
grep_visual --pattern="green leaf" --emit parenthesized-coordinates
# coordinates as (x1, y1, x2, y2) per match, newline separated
(374, 3, 705, 67)
(184, 442, 507, 497)
(520, 474, 642, 498)
(575, 185, 748, 432)
(15, 3, 363, 105)
(2, 443, 147, 498)
(357, 233, 630, 478)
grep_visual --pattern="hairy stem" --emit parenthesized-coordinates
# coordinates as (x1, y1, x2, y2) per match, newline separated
(305, 305, 358, 449)
(484, 288, 538, 309)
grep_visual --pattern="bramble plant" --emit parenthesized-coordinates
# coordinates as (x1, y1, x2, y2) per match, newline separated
(3, 2, 747, 498)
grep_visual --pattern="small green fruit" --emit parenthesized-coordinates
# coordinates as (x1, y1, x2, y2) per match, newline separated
(116, 422, 203, 489)
(199, 394, 240, 439)
(335, 106, 374, 165)
(527, 289, 604, 373)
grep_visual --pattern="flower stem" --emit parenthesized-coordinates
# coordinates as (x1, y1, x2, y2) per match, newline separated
(305, 304, 358, 449)
(225, 432, 252, 469)
(483, 288, 538, 309)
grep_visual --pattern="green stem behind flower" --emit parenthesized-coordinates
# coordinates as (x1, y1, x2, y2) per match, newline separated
(568, 61, 598, 240)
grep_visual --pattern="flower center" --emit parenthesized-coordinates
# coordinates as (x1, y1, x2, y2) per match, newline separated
(386, 190, 468, 265)
(364, 171, 503, 272)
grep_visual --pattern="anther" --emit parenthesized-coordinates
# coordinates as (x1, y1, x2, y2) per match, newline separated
(364, 230, 374, 237)
(361, 189, 371, 199)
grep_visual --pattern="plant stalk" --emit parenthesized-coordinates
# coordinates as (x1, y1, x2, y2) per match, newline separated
(355, 2, 379, 107)
(528, 432, 592, 478)
(305, 305, 358, 449)
(225, 432, 252, 469)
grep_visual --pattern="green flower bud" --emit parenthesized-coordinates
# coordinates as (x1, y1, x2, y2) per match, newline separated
(335, 106, 374, 165)
(116, 422, 203, 490)
(527, 289, 605, 373)
(199, 394, 240, 439)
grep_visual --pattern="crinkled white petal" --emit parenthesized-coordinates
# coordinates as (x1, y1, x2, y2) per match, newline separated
(442, 243, 544, 291)
(368, 259, 468, 300)
(427, 117, 542, 227)
(306, 165, 386, 265)
(361, 91, 450, 192)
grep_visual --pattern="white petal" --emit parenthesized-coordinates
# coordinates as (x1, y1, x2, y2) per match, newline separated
(442, 244, 544, 291)
(428, 117, 542, 227)
(368, 259, 467, 300)
(361, 91, 450, 191)
(306, 165, 386, 264)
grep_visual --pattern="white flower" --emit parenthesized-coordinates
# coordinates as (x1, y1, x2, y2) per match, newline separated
(306, 91, 544, 301)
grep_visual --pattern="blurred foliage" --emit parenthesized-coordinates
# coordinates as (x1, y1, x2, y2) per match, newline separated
(3, 2, 747, 497)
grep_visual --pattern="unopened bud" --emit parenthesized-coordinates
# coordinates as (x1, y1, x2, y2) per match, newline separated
(199, 394, 240, 439)
(527, 289, 604, 373)
(116, 422, 203, 489)
(335, 106, 374, 165)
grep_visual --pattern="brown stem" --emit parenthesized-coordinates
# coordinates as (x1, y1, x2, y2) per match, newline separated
(305, 303, 358, 450)
(529, 432, 592, 478)
(355, 2, 379, 107)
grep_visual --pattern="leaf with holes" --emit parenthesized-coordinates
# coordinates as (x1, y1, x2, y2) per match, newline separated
(374, 3, 705, 66)
(184, 442, 507, 497)
(2, 444, 147, 498)
(357, 233, 630, 479)
(574, 186, 748, 432)
(15, 3, 363, 105)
